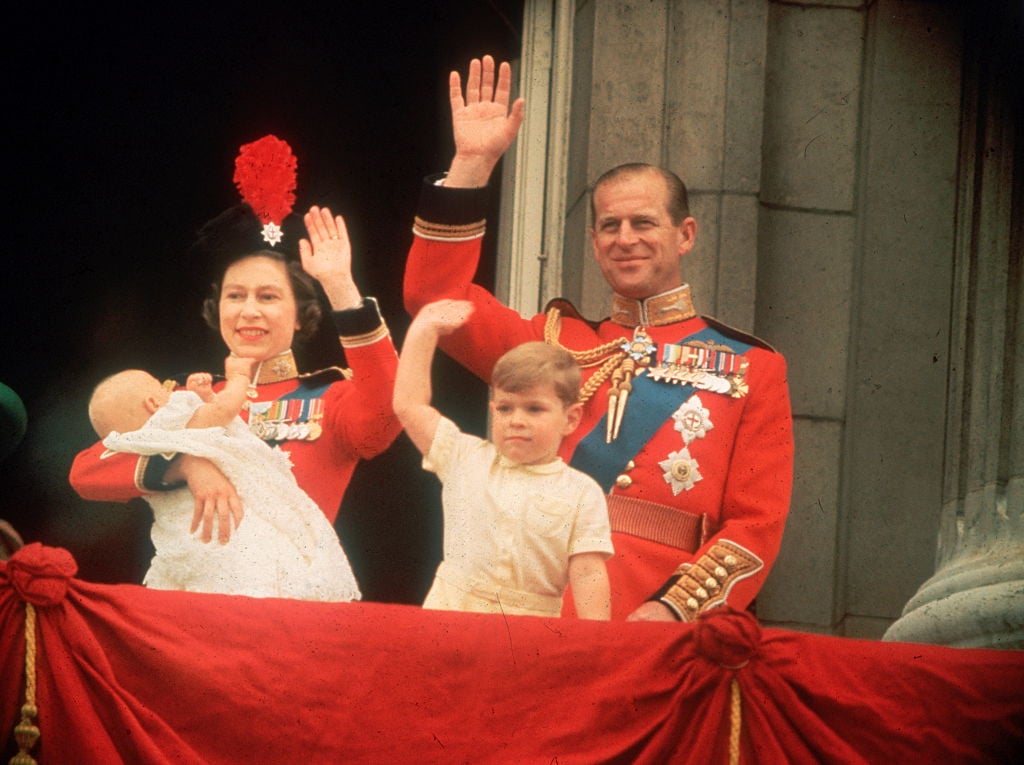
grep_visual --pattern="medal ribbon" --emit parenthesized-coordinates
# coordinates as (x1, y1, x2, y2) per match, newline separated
(249, 383, 331, 442)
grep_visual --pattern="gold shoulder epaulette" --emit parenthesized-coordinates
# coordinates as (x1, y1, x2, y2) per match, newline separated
(701, 315, 778, 353)
(542, 297, 606, 330)
(299, 366, 351, 385)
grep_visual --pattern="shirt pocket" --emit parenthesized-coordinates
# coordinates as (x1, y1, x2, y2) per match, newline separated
(525, 495, 573, 539)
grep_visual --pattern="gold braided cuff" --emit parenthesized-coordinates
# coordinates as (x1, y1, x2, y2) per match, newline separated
(340, 323, 391, 349)
(659, 540, 764, 622)
(412, 216, 486, 242)
(134, 455, 151, 492)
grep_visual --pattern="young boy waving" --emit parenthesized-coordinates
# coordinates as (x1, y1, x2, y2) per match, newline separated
(394, 299, 613, 619)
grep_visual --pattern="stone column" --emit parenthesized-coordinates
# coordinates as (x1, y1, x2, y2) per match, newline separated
(884, 2, 1024, 649)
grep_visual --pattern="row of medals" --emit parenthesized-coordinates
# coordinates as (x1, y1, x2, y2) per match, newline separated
(645, 362, 749, 397)
(613, 330, 749, 413)
(244, 400, 324, 442)
(604, 330, 748, 443)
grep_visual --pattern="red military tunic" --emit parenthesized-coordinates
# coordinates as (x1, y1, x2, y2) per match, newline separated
(405, 179, 793, 620)
(71, 300, 400, 525)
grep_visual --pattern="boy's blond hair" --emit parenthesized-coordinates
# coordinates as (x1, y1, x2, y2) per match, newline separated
(491, 342, 581, 408)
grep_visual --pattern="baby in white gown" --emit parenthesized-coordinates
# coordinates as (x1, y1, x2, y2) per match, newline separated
(87, 359, 360, 602)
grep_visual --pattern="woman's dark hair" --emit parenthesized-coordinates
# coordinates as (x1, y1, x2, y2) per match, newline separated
(201, 250, 323, 339)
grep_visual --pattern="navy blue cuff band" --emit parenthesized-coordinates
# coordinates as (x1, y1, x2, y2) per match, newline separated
(418, 174, 491, 225)
(330, 296, 384, 337)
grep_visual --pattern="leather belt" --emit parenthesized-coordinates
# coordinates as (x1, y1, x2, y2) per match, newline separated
(607, 495, 705, 553)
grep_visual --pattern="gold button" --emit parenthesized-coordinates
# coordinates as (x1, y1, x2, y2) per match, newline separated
(686, 598, 699, 610)
(615, 474, 633, 489)
(625, 460, 635, 471)
(705, 577, 719, 590)
(723, 555, 737, 566)
(715, 566, 727, 578)
(695, 587, 708, 599)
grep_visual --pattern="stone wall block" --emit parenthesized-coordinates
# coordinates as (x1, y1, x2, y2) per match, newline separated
(588, 1, 667, 173)
(715, 192, 759, 331)
(756, 207, 854, 420)
(758, 418, 842, 627)
(723, 0, 769, 192)
(685, 191, 721, 317)
(762, 3, 863, 210)
(844, 0, 961, 621)
(666, 0, 729, 189)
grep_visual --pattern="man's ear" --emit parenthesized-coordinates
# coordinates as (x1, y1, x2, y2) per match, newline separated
(563, 402, 583, 435)
(677, 216, 697, 258)
(143, 395, 162, 414)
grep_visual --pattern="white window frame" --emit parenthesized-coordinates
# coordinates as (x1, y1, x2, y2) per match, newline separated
(497, 0, 575, 316)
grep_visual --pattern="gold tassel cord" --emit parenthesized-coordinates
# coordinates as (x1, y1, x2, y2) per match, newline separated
(544, 309, 626, 407)
(728, 678, 742, 765)
(577, 351, 627, 405)
(543, 308, 625, 368)
(9, 603, 40, 765)
(544, 308, 654, 441)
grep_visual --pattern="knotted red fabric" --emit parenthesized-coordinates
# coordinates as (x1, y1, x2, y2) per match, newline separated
(2, 543, 77, 607)
(2, 545, 1022, 763)
(695, 607, 760, 669)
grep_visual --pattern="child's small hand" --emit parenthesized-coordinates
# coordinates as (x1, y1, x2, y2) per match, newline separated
(186, 372, 215, 402)
(416, 299, 475, 336)
(225, 355, 257, 381)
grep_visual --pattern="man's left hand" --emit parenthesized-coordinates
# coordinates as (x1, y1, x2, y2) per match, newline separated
(626, 601, 678, 622)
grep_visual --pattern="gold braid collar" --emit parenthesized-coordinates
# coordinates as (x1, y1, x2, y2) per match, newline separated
(610, 285, 696, 327)
(250, 350, 300, 385)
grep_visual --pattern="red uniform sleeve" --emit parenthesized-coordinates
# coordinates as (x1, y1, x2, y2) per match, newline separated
(69, 441, 154, 503)
(404, 226, 536, 383)
(329, 329, 402, 460)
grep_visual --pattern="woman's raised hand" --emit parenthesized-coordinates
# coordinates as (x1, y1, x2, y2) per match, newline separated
(299, 205, 362, 310)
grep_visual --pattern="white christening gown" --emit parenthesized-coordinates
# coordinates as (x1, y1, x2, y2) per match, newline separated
(102, 391, 360, 602)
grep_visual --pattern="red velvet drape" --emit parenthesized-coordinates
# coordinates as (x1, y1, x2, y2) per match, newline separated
(2, 544, 1022, 764)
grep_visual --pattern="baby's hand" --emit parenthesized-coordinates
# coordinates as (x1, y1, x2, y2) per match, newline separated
(224, 355, 257, 381)
(186, 372, 215, 402)
(416, 299, 475, 336)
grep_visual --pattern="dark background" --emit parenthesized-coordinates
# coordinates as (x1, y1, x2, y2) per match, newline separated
(1, 2, 523, 603)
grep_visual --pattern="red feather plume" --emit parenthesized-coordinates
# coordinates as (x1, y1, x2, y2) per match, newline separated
(232, 135, 297, 246)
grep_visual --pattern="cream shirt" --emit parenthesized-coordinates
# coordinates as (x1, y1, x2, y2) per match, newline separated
(422, 416, 613, 616)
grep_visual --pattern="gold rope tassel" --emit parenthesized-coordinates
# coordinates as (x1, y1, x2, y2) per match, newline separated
(9, 602, 40, 765)
(728, 677, 742, 765)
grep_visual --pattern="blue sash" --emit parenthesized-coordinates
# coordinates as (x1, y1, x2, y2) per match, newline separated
(279, 382, 331, 402)
(570, 328, 752, 491)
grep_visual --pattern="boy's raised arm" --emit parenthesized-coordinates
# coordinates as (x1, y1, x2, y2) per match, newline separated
(393, 300, 475, 456)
